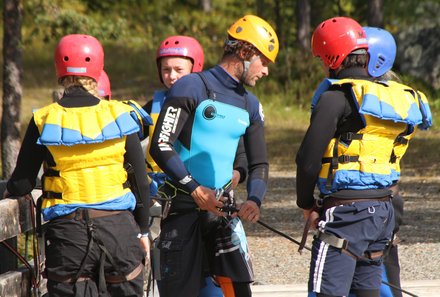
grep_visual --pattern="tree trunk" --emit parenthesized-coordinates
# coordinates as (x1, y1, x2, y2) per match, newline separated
(368, 0, 384, 27)
(256, 0, 265, 18)
(2, 0, 23, 180)
(199, 0, 211, 12)
(274, 0, 283, 46)
(296, 0, 311, 51)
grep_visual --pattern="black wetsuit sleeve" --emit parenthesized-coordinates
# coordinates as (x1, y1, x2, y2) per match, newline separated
(6, 118, 45, 196)
(233, 137, 248, 183)
(149, 97, 200, 193)
(125, 133, 150, 233)
(244, 120, 268, 207)
(295, 90, 347, 209)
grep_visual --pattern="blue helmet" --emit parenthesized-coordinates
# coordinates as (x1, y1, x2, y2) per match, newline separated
(363, 27, 397, 77)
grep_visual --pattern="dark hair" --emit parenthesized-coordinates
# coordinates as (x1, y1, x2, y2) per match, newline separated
(340, 53, 368, 69)
(223, 37, 258, 60)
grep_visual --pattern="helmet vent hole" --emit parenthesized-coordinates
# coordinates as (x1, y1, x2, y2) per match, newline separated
(63, 56, 69, 62)
(377, 56, 385, 66)
(164, 41, 169, 45)
(174, 41, 180, 45)
(236, 27, 243, 33)
(85, 57, 91, 62)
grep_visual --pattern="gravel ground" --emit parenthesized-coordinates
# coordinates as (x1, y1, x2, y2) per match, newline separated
(240, 171, 440, 285)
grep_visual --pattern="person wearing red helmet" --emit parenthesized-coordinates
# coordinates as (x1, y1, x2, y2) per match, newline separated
(97, 70, 112, 100)
(149, 15, 279, 297)
(296, 17, 428, 297)
(3, 34, 151, 297)
(363, 27, 431, 297)
(143, 35, 246, 297)
(143, 35, 207, 198)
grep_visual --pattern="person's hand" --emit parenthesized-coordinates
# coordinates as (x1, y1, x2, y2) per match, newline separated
(232, 170, 241, 189)
(191, 186, 224, 216)
(303, 208, 320, 230)
(139, 236, 151, 262)
(237, 200, 260, 223)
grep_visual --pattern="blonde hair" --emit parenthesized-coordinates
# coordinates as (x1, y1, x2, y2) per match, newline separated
(59, 76, 99, 97)
(379, 70, 402, 83)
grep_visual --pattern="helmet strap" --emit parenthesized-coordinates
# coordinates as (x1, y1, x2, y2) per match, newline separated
(240, 55, 260, 82)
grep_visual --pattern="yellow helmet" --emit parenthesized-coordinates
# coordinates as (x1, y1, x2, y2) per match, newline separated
(227, 15, 279, 63)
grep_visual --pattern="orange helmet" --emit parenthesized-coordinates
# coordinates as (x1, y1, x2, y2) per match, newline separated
(55, 34, 104, 81)
(311, 17, 368, 69)
(227, 15, 279, 63)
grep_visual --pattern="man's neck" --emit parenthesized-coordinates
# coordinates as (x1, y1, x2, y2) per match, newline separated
(219, 57, 242, 82)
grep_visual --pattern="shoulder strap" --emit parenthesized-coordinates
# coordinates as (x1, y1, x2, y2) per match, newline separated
(415, 91, 433, 130)
(196, 72, 216, 100)
(151, 90, 167, 113)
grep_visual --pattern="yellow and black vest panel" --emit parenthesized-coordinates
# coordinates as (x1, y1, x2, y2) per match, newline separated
(33, 100, 141, 211)
(313, 79, 424, 195)
(146, 90, 166, 173)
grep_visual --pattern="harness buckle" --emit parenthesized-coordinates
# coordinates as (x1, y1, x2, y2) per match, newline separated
(316, 231, 349, 250)
(339, 155, 351, 163)
(314, 197, 324, 208)
(215, 188, 224, 200)
(343, 132, 354, 141)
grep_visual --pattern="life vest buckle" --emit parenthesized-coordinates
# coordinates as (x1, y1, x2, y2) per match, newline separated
(339, 155, 351, 163)
(395, 135, 409, 145)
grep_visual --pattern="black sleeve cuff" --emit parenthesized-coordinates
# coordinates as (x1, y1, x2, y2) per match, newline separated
(234, 167, 247, 184)
(247, 196, 261, 207)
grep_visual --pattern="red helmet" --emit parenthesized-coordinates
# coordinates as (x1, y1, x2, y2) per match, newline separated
(55, 34, 104, 82)
(97, 70, 112, 99)
(156, 35, 204, 82)
(311, 17, 368, 69)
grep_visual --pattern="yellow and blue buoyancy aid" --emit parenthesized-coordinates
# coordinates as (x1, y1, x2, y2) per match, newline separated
(146, 90, 167, 173)
(121, 99, 153, 140)
(312, 78, 427, 195)
(385, 81, 432, 182)
(33, 100, 149, 221)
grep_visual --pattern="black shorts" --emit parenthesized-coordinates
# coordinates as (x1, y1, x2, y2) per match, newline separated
(158, 204, 253, 297)
(45, 210, 145, 297)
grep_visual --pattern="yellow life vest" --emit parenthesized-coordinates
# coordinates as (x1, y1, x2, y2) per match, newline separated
(385, 82, 432, 182)
(33, 100, 143, 219)
(146, 90, 166, 173)
(121, 99, 153, 141)
(315, 78, 425, 195)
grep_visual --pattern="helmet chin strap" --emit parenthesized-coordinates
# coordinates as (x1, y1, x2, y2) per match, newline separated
(240, 55, 260, 82)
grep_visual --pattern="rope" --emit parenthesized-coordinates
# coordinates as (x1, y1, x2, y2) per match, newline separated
(254, 219, 418, 297)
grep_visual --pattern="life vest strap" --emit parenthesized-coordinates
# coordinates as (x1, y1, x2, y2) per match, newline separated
(340, 132, 363, 142)
(44, 169, 60, 177)
(322, 155, 359, 164)
(394, 135, 409, 145)
(43, 191, 62, 199)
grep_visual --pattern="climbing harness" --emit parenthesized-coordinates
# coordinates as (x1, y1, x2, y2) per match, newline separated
(219, 204, 418, 297)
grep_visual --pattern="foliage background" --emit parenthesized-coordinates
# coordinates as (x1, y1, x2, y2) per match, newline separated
(1, 0, 440, 126)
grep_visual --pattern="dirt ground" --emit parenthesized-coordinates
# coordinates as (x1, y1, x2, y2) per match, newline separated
(240, 169, 440, 285)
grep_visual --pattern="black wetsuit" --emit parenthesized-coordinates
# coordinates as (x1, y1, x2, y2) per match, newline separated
(149, 65, 268, 297)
